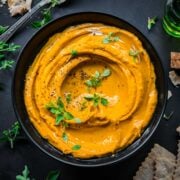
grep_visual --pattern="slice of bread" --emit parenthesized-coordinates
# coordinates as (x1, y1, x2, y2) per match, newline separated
(8, 0, 32, 16)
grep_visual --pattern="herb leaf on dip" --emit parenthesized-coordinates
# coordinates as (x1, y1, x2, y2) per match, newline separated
(72, 144, 81, 150)
(85, 68, 111, 88)
(84, 94, 109, 107)
(102, 32, 120, 44)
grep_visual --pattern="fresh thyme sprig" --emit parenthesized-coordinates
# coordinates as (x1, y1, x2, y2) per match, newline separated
(0, 121, 21, 149)
(32, 0, 59, 28)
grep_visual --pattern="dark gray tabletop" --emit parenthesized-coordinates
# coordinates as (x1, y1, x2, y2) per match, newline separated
(0, 0, 180, 179)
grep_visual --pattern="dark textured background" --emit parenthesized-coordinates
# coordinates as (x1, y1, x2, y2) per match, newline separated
(0, 0, 179, 179)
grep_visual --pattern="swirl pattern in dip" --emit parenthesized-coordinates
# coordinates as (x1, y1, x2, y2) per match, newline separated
(24, 23, 157, 158)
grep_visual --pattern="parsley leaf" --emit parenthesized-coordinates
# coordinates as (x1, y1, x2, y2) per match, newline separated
(129, 48, 141, 62)
(46, 97, 74, 126)
(85, 68, 111, 88)
(147, 16, 157, 30)
(0, 41, 21, 52)
(101, 97, 109, 106)
(71, 50, 78, 57)
(0, 25, 8, 35)
(84, 94, 109, 107)
(72, 144, 81, 150)
(46, 97, 81, 127)
(32, 8, 52, 28)
(62, 132, 68, 142)
(0, 42, 20, 71)
(32, 0, 59, 28)
(16, 165, 31, 180)
(0, 60, 14, 70)
(102, 32, 120, 44)
(0, 121, 21, 149)
(46, 170, 60, 180)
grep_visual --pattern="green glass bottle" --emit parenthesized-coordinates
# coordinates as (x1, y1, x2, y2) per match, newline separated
(163, 0, 180, 38)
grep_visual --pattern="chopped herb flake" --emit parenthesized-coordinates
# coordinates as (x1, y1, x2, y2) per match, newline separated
(147, 16, 157, 30)
(62, 132, 68, 142)
(71, 50, 78, 57)
(102, 32, 120, 44)
(72, 144, 81, 150)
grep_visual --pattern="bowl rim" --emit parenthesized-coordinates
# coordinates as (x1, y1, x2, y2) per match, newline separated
(12, 11, 167, 167)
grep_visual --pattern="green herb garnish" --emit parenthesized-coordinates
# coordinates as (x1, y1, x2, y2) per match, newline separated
(0, 121, 21, 149)
(46, 97, 81, 126)
(0, 25, 8, 35)
(0, 60, 14, 70)
(147, 16, 157, 30)
(0, 41, 21, 52)
(46, 97, 74, 126)
(16, 165, 31, 180)
(102, 32, 119, 44)
(71, 50, 78, 57)
(129, 48, 141, 62)
(0, 42, 20, 71)
(163, 111, 174, 120)
(85, 68, 111, 88)
(62, 132, 68, 142)
(46, 170, 60, 180)
(32, 0, 59, 28)
(65, 93, 72, 104)
(84, 94, 109, 107)
(101, 97, 109, 106)
(72, 144, 81, 150)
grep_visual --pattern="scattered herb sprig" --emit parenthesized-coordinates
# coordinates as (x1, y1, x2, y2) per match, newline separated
(46, 170, 60, 180)
(163, 111, 174, 120)
(129, 48, 141, 62)
(71, 50, 78, 57)
(16, 165, 60, 180)
(62, 132, 68, 142)
(147, 16, 157, 30)
(84, 93, 109, 107)
(102, 32, 119, 44)
(32, 0, 59, 28)
(72, 144, 81, 151)
(46, 97, 74, 126)
(85, 68, 111, 88)
(16, 165, 31, 180)
(0, 121, 21, 149)
(0, 41, 21, 70)
(0, 25, 9, 35)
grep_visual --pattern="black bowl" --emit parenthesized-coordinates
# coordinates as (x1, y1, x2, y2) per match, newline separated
(12, 12, 167, 167)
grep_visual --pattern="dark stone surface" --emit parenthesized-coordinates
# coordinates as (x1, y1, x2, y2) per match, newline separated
(0, 0, 179, 179)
